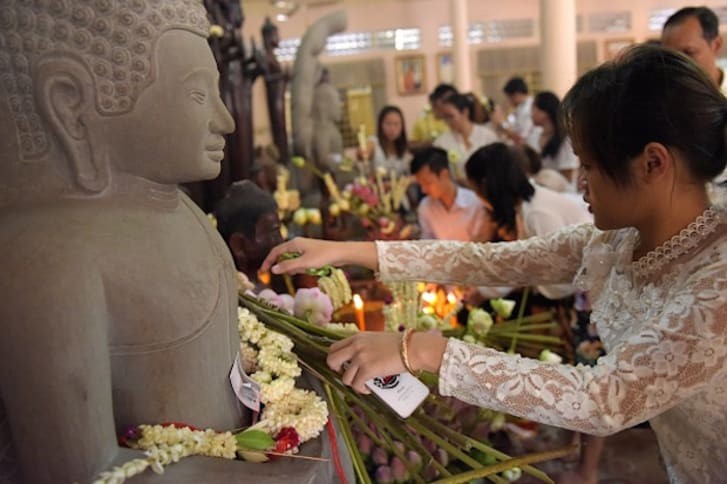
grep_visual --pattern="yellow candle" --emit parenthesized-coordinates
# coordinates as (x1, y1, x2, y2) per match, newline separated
(353, 294, 366, 331)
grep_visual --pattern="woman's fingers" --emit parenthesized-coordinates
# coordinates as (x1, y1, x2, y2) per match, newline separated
(327, 337, 356, 372)
(260, 239, 298, 273)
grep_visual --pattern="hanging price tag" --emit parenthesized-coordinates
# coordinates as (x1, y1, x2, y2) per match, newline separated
(229, 355, 261, 412)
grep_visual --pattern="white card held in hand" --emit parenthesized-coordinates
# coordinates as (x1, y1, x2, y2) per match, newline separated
(365, 372, 430, 419)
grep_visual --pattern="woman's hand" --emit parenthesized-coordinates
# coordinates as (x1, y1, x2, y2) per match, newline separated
(327, 332, 406, 394)
(261, 237, 337, 275)
(260, 238, 378, 275)
(327, 330, 448, 393)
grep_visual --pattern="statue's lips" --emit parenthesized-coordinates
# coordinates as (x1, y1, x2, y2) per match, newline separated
(206, 149, 225, 162)
(205, 142, 225, 162)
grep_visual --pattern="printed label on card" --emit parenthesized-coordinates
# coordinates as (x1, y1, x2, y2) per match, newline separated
(229, 355, 261, 412)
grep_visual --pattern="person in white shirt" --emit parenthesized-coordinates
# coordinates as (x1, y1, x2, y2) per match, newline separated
(531, 91, 580, 189)
(662, 6, 727, 186)
(410, 147, 492, 242)
(502, 76, 542, 146)
(433, 93, 499, 185)
(358, 105, 411, 177)
(465, 142, 591, 299)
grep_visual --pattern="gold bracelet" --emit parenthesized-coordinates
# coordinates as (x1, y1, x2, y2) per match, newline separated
(400, 328, 419, 375)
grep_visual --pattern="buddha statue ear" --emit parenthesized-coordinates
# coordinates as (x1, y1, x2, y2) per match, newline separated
(34, 58, 108, 193)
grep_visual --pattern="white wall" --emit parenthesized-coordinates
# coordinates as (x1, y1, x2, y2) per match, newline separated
(240, 0, 727, 145)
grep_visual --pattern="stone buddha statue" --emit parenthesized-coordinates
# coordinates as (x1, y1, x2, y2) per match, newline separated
(0, 2, 341, 482)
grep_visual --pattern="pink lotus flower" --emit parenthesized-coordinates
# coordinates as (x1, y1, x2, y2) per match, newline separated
(294, 288, 333, 326)
(257, 289, 294, 314)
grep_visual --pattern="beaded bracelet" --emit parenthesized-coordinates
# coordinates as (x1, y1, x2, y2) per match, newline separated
(399, 328, 419, 375)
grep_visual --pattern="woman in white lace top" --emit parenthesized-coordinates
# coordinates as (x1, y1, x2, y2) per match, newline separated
(263, 46, 727, 483)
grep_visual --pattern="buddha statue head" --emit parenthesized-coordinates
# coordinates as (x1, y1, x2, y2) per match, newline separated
(0, 0, 234, 206)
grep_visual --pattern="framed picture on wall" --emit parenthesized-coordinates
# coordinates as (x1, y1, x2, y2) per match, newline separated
(394, 55, 427, 96)
(436, 52, 454, 84)
(604, 38, 635, 61)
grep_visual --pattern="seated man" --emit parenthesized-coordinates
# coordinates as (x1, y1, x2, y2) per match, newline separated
(215, 180, 283, 289)
(411, 147, 493, 242)
(0, 2, 344, 482)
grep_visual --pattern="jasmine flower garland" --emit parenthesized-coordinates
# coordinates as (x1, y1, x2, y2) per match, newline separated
(237, 307, 328, 440)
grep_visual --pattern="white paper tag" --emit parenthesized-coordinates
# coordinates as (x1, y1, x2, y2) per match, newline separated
(229, 355, 261, 412)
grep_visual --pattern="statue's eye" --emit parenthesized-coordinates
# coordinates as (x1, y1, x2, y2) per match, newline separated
(190, 90, 207, 104)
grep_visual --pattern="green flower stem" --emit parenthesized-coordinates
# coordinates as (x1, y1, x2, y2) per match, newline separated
(343, 403, 425, 484)
(301, 356, 447, 480)
(489, 322, 558, 334)
(330, 378, 450, 479)
(498, 311, 553, 327)
(431, 444, 576, 484)
(416, 412, 552, 483)
(324, 384, 373, 484)
(489, 333, 563, 344)
(509, 288, 530, 353)
(409, 420, 483, 470)
(343, 403, 388, 448)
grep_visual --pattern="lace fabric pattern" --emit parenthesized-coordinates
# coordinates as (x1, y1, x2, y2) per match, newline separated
(376, 206, 727, 483)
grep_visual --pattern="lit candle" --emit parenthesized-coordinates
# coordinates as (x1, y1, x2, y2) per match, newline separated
(353, 294, 366, 331)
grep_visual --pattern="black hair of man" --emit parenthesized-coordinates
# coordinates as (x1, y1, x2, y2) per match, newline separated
(428, 83, 458, 103)
(214, 180, 278, 242)
(663, 6, 720, 41)
(503, 76, 529, 95)
(410, 146, 451, 176)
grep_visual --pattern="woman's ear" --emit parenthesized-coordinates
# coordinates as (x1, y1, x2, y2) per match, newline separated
(34, 57, 108, 193)
(637, 142, 672, 184)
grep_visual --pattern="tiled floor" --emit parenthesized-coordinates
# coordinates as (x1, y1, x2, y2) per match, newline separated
(517, 425, 669, 484)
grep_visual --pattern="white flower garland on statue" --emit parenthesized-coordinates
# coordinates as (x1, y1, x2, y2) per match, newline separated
(92, 425, 237, 484)
(238, 307, 329, 443)
(93, 307, 329, 484)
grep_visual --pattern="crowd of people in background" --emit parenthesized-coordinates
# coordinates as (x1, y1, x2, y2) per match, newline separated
(224, 6, 727, 484)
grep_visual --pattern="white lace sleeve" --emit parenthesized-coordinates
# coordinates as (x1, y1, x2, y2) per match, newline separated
(439, 256, 727, 436)
(376, 223, 594, 287)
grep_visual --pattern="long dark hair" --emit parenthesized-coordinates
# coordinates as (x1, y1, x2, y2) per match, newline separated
(534, 91, 565, 159)
(377, 105, 408, 159)
(563, 44, 727, 184)
(465, 143, 535, 233)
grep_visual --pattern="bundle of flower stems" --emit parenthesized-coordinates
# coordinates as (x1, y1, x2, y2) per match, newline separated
(240, 294, 574, 484)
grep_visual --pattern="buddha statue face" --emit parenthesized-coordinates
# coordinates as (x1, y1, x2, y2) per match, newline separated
(88, 29, 235, 185)
(0, 0, 234, 200)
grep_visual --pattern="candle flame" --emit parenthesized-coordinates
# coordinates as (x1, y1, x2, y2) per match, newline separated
(421, 291, 437, 304)
(257, 270, 271, 285)
(353, 294, 364, 310)
(447, 292, 457, 304)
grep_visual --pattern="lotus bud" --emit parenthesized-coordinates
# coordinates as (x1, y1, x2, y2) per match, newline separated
(406, 450, 423, 470)
(374, 465, 393, 484)
(467, 308, 493, 337)
(338, 199, 351, 211)
(357, 433, 373, 457)
(502, 467, 522, 482)
(435, 448, 449, 467)
(372, 446, 389, 466)
(390, 456, 409, 482)
(539, 349, 563, 364)
(490, 298, 516, 319)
